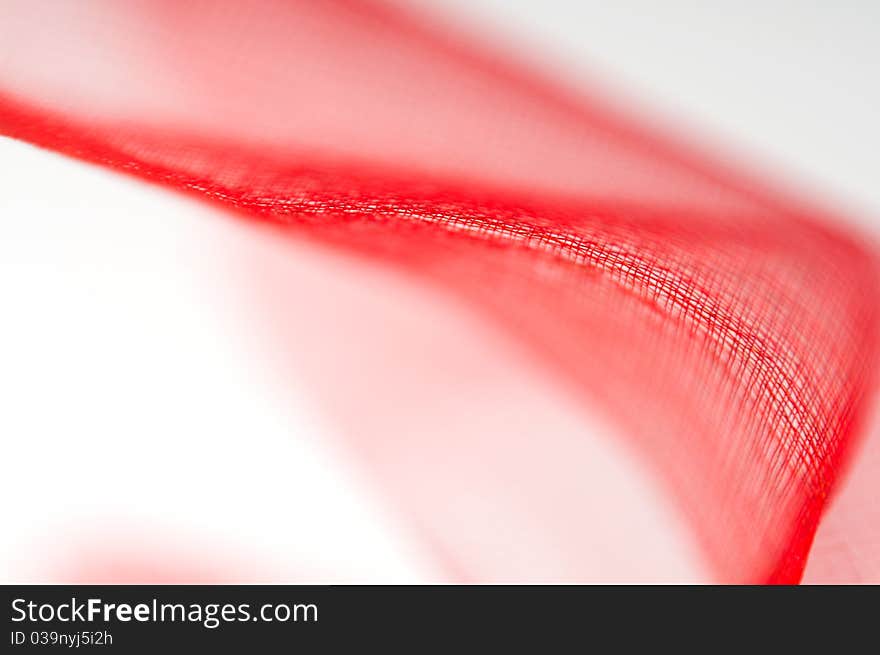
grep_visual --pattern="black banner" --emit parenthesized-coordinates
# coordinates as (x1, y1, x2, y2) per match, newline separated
(1, 585, 872, 651)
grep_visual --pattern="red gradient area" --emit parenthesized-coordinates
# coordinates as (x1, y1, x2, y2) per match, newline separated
(1, 0, 878, 583)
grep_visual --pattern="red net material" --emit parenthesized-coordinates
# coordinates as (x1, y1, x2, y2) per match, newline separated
(1, 0, 877, 582)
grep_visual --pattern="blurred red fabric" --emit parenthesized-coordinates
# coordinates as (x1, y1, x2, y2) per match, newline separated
(1, 0, 878, 582)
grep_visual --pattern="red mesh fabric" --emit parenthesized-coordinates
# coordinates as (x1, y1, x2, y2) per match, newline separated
(1, 0, 877, 582)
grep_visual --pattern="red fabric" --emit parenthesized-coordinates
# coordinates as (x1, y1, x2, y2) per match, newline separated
(1, 0, 877, 582)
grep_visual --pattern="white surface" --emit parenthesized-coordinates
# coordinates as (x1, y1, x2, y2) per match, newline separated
(0, 139, 437, 582)
(420, 0, 880, 225)
(0, 138, 707, 582)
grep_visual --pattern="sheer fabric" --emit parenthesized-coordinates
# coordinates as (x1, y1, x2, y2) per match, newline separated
(1, 0, 877, 583)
